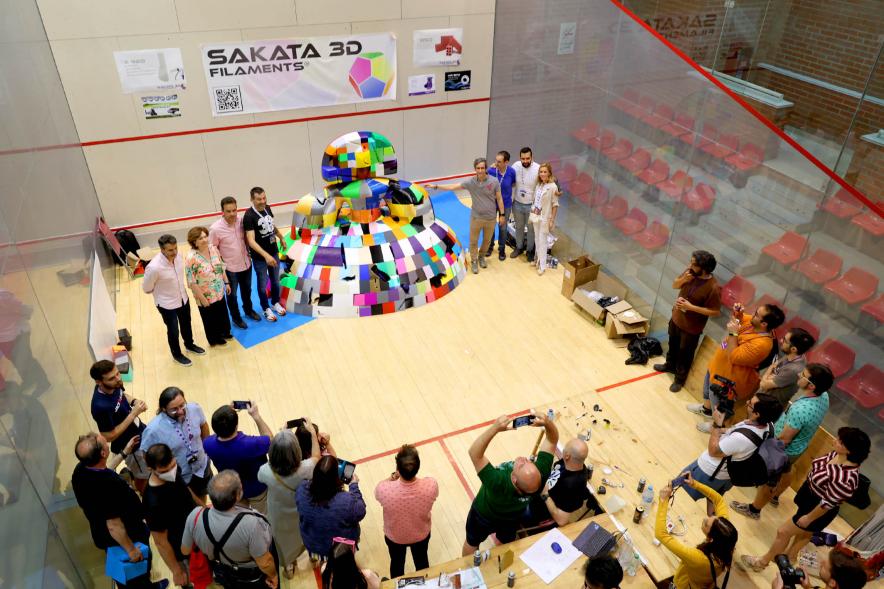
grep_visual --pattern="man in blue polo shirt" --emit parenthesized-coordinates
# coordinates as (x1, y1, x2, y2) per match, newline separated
(89, 360, 149, 491)
(203, 402, 273, 513)
(486, 150, 516, 261)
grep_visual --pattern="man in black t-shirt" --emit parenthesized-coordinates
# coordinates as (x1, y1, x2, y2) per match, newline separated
(243, 186, 288, 322)
(71, 432, 163, 588)
(534, 438, 597, 525)
(89, 360, 149, 490)
(143, 443, 198, 587)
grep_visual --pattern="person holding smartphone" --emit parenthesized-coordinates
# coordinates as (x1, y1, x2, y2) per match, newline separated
(656, 472, 738, 589)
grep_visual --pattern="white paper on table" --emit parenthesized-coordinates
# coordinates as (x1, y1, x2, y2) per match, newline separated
(519, 528, 582, 584)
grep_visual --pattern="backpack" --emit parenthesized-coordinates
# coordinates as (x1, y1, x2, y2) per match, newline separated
(114, 229, 142, 256)
(624, 336, 663, 365)
(712, 424, 788, 487)
(845, 474, 871, 509)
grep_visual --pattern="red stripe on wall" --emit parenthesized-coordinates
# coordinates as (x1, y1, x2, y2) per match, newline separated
(608, 0, 883, 218)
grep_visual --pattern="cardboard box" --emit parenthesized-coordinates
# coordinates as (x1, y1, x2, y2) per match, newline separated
(561, 256, 601, 298)
(604, 300, 650, 338)
(570, 273, 631, 322)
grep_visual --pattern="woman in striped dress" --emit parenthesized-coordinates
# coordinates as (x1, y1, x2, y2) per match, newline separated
(739, 427, 870, 573)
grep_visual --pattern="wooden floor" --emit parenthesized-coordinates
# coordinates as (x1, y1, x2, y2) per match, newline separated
(56, 194, 849, 588)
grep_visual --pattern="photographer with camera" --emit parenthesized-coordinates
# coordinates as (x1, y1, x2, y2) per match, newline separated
(656, 471, 738, 589)
(654, 250, 722, 393)
(679, 393, 784, 515)
(740, 427, 871, 575)
(688, 303, 785, 433)
(769, 549, 867, 589)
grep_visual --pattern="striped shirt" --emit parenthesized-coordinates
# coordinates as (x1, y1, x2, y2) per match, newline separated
(808, 451, 859, 509)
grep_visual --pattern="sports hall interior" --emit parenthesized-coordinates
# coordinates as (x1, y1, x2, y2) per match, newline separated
(0, 0, 881, 588)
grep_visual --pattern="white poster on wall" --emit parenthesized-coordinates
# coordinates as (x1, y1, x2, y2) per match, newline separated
(200, 33, 397, 117)
(114, 48, 185, 93)
(558, 22, 577, 55)
(413, 28, 463, 66)
(408, 74, 435, 96)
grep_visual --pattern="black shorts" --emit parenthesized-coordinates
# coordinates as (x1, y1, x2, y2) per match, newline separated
(792, 481, 839, 532)
(465, 505, 518, 547)
(187, 466, 214, 497)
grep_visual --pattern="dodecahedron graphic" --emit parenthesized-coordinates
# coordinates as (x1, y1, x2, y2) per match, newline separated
(348, 52, 394, 99)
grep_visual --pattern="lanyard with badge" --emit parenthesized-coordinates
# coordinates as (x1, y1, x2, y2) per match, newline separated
(252, 205, 273, 238)
(171, 412, 199, 464)
(517, 165, 532, 200)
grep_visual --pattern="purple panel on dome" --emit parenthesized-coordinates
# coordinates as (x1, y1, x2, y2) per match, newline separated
(408, 236, 423, 253)
(429, 223, 448, 240)
(312, 246, 344, 267)
(389, 240, 404, 258)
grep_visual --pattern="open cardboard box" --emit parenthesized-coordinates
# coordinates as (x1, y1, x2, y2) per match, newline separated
(571, 272, 631, 322)
(561, 255, 601, 298)
(604, 300, 650, 338)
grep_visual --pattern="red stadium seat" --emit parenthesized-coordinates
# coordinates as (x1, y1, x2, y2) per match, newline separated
(851, 203, 884, 237)
(682, 182, 716, 213)
(569, 173, 593, 202)
(761, 231, 808, 267)
(572, 120, 600, 144)
(680, 123, 718, 148)
(860, 294, 884, 325)
(599, 195, 628, 221)
(720, 275, 756, 310)
(602, 138, 633, 162)
(587, 183, 609, 208)
(794, 248, 842, 285)
(620, 148, 651, 175)
(807, 339, 855, 379)
(559, 163, 579, 186)
(820, 188, 862, 220)
(638, 159, 670, 185)
(836, 364, 884, 409)
(641, 104, 674, 129)
(587, 129, 616, 152)
(661, 113, 695, 138)
(658, 170, 693, 202)
(613, 207, 648, 236)
(632, 221, 670, 251)
(726, 143, 764, 171)
(780, 316, 821, 342)
(610, 89, 640, 113)
(626, 95, 656, 119)
(823, 267, 878, 306)
(702, 133, 740, 160)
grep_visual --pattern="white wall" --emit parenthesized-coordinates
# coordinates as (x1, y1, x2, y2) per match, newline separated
(40, 0, 494, 228)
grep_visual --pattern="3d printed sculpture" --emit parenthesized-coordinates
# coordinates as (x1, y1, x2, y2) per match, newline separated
(279, 131, 466, 317)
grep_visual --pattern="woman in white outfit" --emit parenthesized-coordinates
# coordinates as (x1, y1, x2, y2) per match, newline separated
(531, 163, 559, 275)
(257, 422, 320, 578)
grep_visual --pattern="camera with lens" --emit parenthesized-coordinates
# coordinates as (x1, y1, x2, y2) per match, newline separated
(774, 554, 805, 589)
(709, 374, 736, 418)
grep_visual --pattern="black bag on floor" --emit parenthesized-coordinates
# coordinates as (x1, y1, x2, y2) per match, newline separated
(625, 336, 663, 365)
(114, 229, 142, 257)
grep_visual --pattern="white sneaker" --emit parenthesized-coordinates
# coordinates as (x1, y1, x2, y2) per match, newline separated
(272, 302, 287, 316)
(696, 421, 713, 434)
(264, 308, 277, 322)
(686, 403, 712, 417)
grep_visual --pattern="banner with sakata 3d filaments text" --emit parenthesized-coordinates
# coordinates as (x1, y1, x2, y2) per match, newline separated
(201, 33, 397, 117)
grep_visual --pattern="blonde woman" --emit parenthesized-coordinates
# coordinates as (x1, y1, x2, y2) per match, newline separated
(531, 163, 559, 275)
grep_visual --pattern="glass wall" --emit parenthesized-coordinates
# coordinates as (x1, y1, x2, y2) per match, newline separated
(1, 0, 115, 586)
(488, 0, 882, 511)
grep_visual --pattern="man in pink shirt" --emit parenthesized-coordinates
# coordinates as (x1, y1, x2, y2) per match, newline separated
(142, 234, 205, 366)
(209, 196, 260, 330)
(374, 445, 438, 578)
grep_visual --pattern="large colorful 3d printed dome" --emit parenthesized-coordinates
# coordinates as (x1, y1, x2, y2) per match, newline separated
(279, 131, 465, 317)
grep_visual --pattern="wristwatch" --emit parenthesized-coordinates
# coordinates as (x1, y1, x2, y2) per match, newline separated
(541, 493, 550, 502)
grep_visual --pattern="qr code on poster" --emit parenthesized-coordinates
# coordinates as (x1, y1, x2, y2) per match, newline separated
(214, 86, 243, 113)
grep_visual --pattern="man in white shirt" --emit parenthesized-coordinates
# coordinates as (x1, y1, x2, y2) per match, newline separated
(142, 234, 205, 366)
(510, 147, 540, 262)
(679, 392, 783, 514)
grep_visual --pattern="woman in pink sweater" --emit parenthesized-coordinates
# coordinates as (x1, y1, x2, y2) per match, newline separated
(374, 445, 439, 578)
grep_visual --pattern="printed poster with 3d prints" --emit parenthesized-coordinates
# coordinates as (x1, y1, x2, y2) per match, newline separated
(201, 33, 396, 116)
(413, 28, 463, 66)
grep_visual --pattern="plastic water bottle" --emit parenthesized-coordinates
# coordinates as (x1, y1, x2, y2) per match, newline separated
(641, 484, 654, 517)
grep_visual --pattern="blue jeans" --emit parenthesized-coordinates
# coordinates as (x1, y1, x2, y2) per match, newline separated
(252, 253, 281, 310)
(681, 459, 733, 502)
(512, 202, 535, 252)
(225, 268, 254, 320)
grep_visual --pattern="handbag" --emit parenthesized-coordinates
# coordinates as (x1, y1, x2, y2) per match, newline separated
(528, 211, 542, 224)
(188, 509, 213, 589)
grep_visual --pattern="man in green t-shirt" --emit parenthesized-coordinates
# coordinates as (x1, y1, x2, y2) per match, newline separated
(461, 412, 558, 555)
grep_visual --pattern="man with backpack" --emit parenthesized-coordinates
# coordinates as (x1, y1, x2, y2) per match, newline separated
(679, 393, 784, 515)
(730, 364, 832, 520)
(181, 470, 278, 588)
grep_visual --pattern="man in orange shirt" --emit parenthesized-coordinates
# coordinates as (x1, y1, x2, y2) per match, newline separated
(688, 303, 784, 433)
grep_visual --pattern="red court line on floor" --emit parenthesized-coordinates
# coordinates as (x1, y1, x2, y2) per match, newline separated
(352, 408, 531, 466)
(439, 438, 475, 501)
(609, 0, 882, 218)
(595, 370, 663, 392)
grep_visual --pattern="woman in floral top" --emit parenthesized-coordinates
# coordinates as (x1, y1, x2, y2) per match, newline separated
(185, 226, 232, 346)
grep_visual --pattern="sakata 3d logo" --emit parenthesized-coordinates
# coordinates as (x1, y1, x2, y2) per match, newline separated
(348, 52, 394, 99)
